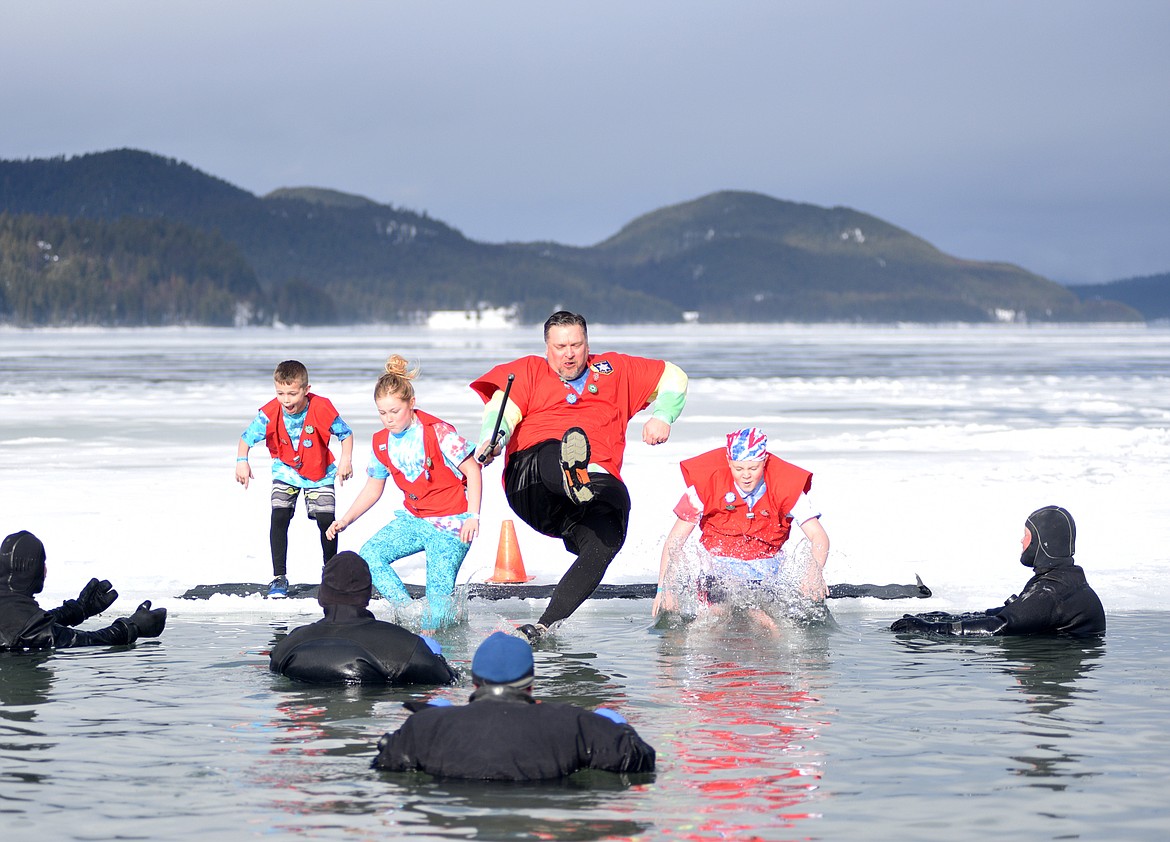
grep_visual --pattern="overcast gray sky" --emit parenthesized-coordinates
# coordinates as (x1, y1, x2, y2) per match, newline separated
(3, 1, 1167, 284)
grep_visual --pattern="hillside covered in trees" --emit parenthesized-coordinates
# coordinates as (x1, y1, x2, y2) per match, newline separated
(0, 149, 1146, 326)
(1068, 272, 1170, 322)
(0, 213, 261, 326)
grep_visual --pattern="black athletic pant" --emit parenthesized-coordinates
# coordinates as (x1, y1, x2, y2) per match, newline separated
(504, 440, 631, 627)
(270, 509, 338, 577)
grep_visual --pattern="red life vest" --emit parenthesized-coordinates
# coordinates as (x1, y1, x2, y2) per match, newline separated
(680, 449, 813, 561)
(261, 394, 339, 481)
(470, 353, 666, 481)
(372, 409, 469, 518)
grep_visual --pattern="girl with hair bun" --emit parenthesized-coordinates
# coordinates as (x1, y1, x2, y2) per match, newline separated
(327, 354, 482, 629)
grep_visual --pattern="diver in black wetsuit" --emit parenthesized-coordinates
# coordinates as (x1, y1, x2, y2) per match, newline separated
(268, 551, 456, 685)
(891, 505, 1105, 638)
(372, 631, 656, 780)
(0, 530, 167, 651)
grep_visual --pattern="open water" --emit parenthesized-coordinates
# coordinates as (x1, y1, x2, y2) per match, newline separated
(2, 607, 1168, 840)
(2, 323, 1169, 839)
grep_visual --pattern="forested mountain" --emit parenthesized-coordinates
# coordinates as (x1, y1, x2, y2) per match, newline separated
(0, 149, 1146, 326)
(0, 150, 672, 326)
(1067, 273, 1170, 322)
(529, 192, 1139, 322)
(0, 213, 261, 326)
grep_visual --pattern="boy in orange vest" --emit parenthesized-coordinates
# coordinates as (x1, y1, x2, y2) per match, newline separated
(652, 427, 829, 626)
(236, 360, 354, 597)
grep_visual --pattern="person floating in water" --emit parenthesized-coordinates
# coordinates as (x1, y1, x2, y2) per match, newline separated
(1, 530, 167, 650)
(372, 631, 656, 780)
(470, 310, 688, 642)
(891, 505, 1105, 637)
(652, 427, 830, 625)
(269, 551, 457, 685)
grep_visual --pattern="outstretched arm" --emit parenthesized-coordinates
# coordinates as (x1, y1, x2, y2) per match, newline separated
(653, 518, 696, 617)
(891, 611, 1007, 636)
(797, 516, 830, 600)
(326, 476, 387, 540)
(474, 390, 523, 465)
(458, 455, 483, 543)
(45, 578, 119, 626)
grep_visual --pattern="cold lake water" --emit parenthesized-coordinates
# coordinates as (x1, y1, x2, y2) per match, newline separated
(2, 607, 1169, 840)
(2, 323, 1170, 839)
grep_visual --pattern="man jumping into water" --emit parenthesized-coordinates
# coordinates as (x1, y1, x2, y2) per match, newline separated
(471, 311, 688, 642)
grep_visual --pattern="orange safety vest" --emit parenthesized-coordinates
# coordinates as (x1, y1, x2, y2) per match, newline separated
(372, 409, 469, 518)
(261, 394, 339, 481)
(680, 449, 812, 560)
(470, 353, 665, 481)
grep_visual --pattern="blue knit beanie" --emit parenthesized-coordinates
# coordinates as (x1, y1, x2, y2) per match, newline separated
(471, 632, 535, 687)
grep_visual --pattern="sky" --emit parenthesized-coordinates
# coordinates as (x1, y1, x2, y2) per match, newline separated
(2, 1, 1168, 286)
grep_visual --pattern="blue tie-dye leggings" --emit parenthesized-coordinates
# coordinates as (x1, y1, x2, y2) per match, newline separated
(359, 511, 470, 628)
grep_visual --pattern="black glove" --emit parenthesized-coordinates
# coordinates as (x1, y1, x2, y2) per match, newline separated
(125, 600, 167, 638)
(78, 578, 118, 617)
(890, 614, 951, 635)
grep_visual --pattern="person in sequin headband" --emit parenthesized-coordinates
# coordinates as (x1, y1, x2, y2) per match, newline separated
(726, 427, 769, 462)
(653, 426, 831, 624)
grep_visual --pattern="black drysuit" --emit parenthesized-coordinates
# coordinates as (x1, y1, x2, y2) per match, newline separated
(372, 688, 656, 780)
(269, 604, 457, 685)
(892, 505, 1105, 638)
(0, 531, 147, 650)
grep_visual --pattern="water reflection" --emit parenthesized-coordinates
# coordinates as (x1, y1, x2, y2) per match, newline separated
(257, 628, 655, 839)
(652, 615, 831, 840)
(382, 777, 652, 840)
(992, 635, 1105, 787)
(0, 653, 57, 788)
(263, 625, 450, 760)
(891, 633, 1105, 790)
(2, 610, 1165, 839)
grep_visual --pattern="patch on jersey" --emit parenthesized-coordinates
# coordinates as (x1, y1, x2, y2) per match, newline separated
(591, 360, 614, 375)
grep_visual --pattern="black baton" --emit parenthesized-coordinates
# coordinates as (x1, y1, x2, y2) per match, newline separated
(478, 373, 515, 463)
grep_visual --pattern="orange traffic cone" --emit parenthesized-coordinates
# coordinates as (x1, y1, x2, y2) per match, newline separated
(488, 519, 535, 583)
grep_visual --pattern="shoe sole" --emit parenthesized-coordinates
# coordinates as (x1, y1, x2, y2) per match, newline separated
(559, 427, 593, 504)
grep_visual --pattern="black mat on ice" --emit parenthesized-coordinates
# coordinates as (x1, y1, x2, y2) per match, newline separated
(178, 577, 931, 601)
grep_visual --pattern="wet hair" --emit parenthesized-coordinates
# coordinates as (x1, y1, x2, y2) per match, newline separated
(273, 360, 309, 387)
(374, 354, 419, 403)
(543, 311, 588, 342)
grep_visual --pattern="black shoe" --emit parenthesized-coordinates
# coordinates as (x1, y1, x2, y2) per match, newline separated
(266, 575, 289, 599)
(517, 622, 548, 643)
(559, 427, 593, 505)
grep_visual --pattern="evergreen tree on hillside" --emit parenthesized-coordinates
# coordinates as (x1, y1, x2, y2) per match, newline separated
(0, 213, 262, 326)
